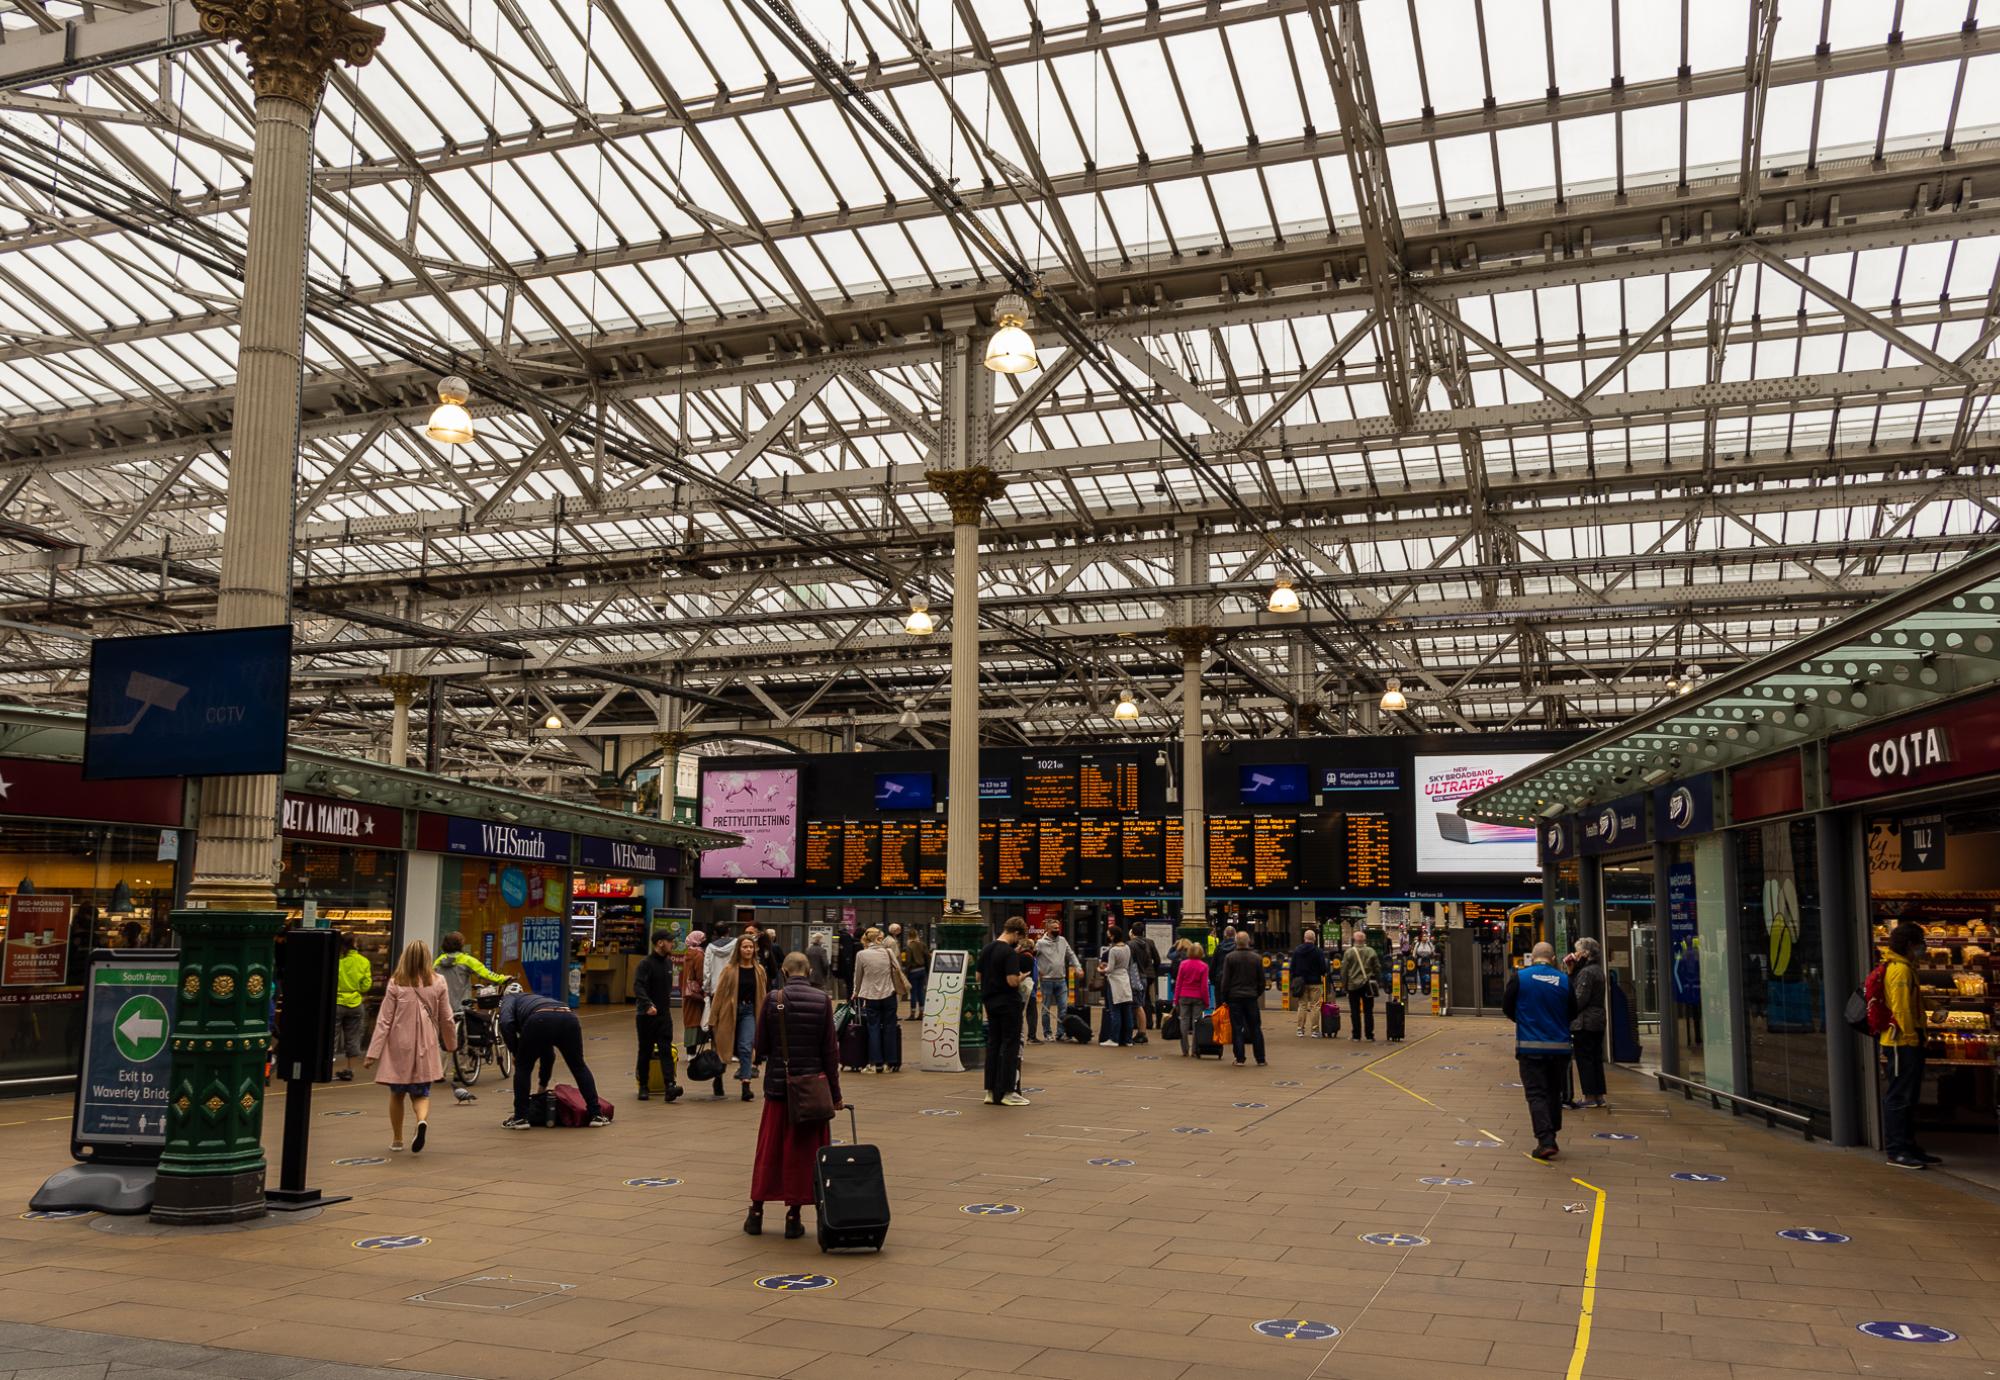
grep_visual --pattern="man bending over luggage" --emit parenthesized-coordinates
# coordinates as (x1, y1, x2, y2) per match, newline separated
(496, 984, 608, 1128)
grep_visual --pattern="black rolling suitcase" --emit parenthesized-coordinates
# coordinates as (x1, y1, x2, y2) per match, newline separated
(1385, 997, 1406, 1042)
(884, 1015, 903, 1071)
(1062, 1011, 1092, 1044)
(1319, 1000, 1341, 1038)
(840, 1018, 867, 1071)
(1192, 1012, 1224, 1059)
(817, 1107, 889, 1253)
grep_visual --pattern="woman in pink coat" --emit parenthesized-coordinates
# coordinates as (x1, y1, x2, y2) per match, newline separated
(365, 940, 456, 1153)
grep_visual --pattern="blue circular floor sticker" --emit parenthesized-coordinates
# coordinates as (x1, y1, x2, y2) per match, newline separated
(19, 1209, 89, 1221)
(322, 1109, 361, 1118)
(756, 1273, 835, 1292)
(352, 1235, 428, 1251)
(1172, 1126, 1211, 1135)
(1420, 1176, 1474, 1186)
(1435, 1065, 1460, 1071)
(1022, 1087, 1044, 1094)
(1499, 1081, 1523, 1089)
(1856, 1321, 1957, 1344)
(1253, 1319, 1339, 1341)
(624, 1177, 681, 1188)
(1777, 1229, 1849, 1245)
(961, 1203, 1021, 1216)
(1136, 1055, 1160, 1061)
(1455, 1138, 1499, 1148)
(332, 1156, 387, 1167)
(1671, 1172, 1727, 1183)
(1074, 1068, 1102, 1075)
(1232, 1101, 1267, 1109)
(1272, 1079, 1301, 1087)
(1087, 1157, 1136, 1168)
(1359, 1232, 1429, 1247)
(919, 1109, 959, 1117)
(1594, 1132, 1639, 1141)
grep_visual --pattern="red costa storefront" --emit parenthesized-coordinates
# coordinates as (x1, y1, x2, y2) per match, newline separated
(1835, 689, 2000, 1185)
(0, 757, 187, 1092)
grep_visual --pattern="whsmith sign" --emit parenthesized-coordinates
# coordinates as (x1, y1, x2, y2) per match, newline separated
(577, 835, 679, 875)
(416, 813, 572, 864)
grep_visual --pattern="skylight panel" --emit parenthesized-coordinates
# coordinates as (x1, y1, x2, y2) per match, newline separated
(1810, 73, 1889, 157)
(1494, 125, 1556, 203)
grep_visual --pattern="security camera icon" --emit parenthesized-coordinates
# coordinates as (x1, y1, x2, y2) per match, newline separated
(90, 670, 190, 736)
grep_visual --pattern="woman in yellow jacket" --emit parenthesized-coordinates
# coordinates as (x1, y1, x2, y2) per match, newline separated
(1879, 921, 1935, 1170)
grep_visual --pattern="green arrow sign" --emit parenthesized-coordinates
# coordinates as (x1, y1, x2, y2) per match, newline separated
(113, 994, 168, 1063)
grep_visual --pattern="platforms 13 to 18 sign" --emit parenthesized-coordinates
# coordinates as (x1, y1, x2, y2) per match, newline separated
(71, 954, 178, 1164)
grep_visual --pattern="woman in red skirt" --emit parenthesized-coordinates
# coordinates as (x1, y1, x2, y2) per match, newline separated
(747, 951, 843, 1238)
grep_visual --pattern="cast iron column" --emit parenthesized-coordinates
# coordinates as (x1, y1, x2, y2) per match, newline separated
(1166, 626, 1212, 949)
(153, 0, 383, 1226)
(382, 673, 422, 768)
(927, 330, 1005, 1069)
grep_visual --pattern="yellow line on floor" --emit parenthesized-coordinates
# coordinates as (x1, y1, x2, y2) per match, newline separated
(1364, 1067, 1445, 1110)
(1566, 1176, 1607, 1380)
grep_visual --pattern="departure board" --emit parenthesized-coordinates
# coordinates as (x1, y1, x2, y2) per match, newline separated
(1345, 812, 1393, 891)
(918, 819, 948, 889)
(1208, 815, 1254, 891)
(1120, 898, 1166, 920)
(841, 821, 881, 890)
(1079, 756, 1140, 812)
(1299, 812, 1344, 890)
(803, 820, 842, 889)
(996, 819, 1038, 890)
(1166, 816, 1183, 884)
(1251, 814, 1299, 891)
(1022, 759, 1078, 811)
(978, 819, 997, 891)
(1121, 817, 1164, 888)
(1079, 818, 1120, 890)
(1037, 819, 1079, 891)
(879, 819, 918, 889)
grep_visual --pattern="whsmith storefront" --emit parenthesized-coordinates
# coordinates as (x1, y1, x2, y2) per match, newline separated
(1463, 548, 2000, 1190)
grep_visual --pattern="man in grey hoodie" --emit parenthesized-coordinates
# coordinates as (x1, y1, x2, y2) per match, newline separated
(1033, 921, 1082, 1042)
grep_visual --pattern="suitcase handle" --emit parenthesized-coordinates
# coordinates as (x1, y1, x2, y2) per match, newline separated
(843, 1103, 859, 1144)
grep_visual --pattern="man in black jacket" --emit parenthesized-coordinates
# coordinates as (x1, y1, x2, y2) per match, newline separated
(498, 988, 607, 1128)
(632, 934, 684, 1103)
(1127, 922, 1160, 1040)
(1289, 929, 1331, 1038)
(1220, 932, 1268, 1067)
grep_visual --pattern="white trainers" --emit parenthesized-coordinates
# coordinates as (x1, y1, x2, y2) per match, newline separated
(1098, 1039, 1116, 1047)
(1001, 1092, 1031, 1107)
(984, 1091, 997, 1104)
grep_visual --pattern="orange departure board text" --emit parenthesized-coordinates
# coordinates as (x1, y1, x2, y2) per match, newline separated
(918, 819, 948, 889)
(1166, 816, 1183, 884)
(997, 819, 1038, 890)
(1251, 814, 1299, 890)
(1207, 815, 1253, 891)
(1079, 818, 1119, 890)
(1079, 757, 1140, 812)
(1038, 819, 1079, 890)
(1345, 812, 1392, 891)
(879, 819, 918, 889)
(1121, 818, 1164, 888)
(803, 820, 842, 889)
(841, 821, 881, 890)
(1022, 759, 1078, 811)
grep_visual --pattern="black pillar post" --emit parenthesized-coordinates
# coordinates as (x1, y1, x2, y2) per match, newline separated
(1817, 809, 1862, 1146)
(1652, 840, 1679, 1077)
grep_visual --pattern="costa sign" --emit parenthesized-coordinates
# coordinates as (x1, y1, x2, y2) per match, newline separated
(1830, 692, 2000, 804)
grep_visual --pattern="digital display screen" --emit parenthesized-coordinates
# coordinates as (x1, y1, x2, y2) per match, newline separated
(1345, 813, 1393, 891)
(1299, 812, 1343, 891)
(919, 819, 948, 889)
(980, 777, 1012, 800)
(1207, 815, 1254, 891)
(1165, 816, 1183, 886)
(1413, 752, 1545, 874)
(978, 819, 998, 891)
(879, 819, 918, 889)
(996, 819, 1038, 890)
(874, 772, 934, 810)
(1238, 763, 1310, 806)
(1121, 817, 1164, 889)
(803, 820, 842, 890)
(1079, 818, 1120, 890)
(1251, 814, 1299, 891)
(1037, 819, 1079, 891)
(841, 821, 880, 890)
(1080, 756, 1140, 812)
(1022, 759, 1078, 811)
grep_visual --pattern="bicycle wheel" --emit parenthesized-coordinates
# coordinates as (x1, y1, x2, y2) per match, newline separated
(493, 1039, 513, 1079)
(452, 1031, 481, 1086)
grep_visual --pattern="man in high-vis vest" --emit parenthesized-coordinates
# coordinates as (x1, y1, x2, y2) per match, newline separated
(1502, 942, 1578, 1160)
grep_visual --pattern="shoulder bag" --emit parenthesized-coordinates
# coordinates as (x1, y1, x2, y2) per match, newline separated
(776, 994, 836, 1125)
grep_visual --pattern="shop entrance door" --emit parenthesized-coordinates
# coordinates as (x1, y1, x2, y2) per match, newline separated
(1601, 855, 1657, 1064)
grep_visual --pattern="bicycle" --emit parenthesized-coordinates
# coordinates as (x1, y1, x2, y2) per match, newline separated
(451, 985, 514, 1086)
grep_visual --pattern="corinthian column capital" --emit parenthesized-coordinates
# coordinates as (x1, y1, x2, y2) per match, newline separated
(194, 0, 385, 108)
(925, 465, 1009, 526)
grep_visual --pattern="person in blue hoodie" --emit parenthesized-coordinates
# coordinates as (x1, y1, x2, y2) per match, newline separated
(1502, 942, 1579, 1160)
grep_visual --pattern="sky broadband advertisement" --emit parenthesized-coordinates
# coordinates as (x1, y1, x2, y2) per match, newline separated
(1413, 753, 1544, 875)
(700, 767, 800, 880)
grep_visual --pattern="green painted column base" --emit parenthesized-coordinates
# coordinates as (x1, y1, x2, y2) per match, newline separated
(150, 910, 282, 1226)
(937, 917, 989, 1072)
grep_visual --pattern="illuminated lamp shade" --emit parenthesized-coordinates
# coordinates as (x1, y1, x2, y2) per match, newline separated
(425, 375, 474, 445)
(1267, 576, 1301, 614)
(897, 698, 919, 729)
(984, 292, 1040, 374)
(543, 712, 563, 730)
(1113, 690, 1141, 722)
(1379, 678, 1408, 713)
(904, 595, 934, 636)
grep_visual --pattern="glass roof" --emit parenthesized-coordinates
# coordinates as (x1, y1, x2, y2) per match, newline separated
(0, 0, 1993, 785)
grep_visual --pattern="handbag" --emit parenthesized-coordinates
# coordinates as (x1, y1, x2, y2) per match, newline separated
(687, 1038, 725, 1083)
(1288, 976, 1306, 999)
(775, 995, 835, 1125)
(1161, 1011, 1182, 1041)
(1208, 1003, 1232, 1046)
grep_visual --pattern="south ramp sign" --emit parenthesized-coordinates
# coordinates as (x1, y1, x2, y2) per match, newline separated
(71, 953, 179, 1163)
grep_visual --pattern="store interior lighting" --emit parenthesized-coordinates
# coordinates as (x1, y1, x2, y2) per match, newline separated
(425, 375, 474, 446)
(983, 292, 1039, 374)
(1379, 678, 1408, 713)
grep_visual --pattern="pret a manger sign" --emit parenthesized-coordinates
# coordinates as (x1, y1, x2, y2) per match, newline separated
(1829, 692, 2000, 804)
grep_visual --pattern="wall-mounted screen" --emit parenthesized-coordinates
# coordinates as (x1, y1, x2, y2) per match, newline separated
(1412, 754, 1544, 874)
(874, 771, 934, 810)
(1238, 763, 1309, 806)
(700, 767, 799, 879)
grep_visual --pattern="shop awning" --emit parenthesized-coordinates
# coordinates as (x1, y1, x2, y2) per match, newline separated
(0, 705, 738, 853)
(1459, 545, 2000, 827)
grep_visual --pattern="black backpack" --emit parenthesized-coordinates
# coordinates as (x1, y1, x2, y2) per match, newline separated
(525, 1089, 556, 1128)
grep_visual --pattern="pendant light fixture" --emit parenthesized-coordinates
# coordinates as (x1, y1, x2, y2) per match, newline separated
(1266, 575, 1301, 614)
(903, 594, 934, 636)
(425, 375, 474, 446)
(1379, 678, 1408, 713)
(1113, 689, 1141, 722)
(983, 292, 1040, 374)
(897, 697, 920, 729)
(543, 712, 563, 731)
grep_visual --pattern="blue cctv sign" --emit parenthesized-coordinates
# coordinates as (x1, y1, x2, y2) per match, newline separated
(83, 626, 291, 780)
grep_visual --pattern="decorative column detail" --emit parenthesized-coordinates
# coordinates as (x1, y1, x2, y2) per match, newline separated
(1165, 625, 1214, 947)
(380, 672, 423, 768)
(154, 0, 381, 1227)
(653, 729, 693, 822)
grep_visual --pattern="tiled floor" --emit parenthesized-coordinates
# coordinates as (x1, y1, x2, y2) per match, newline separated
(3, 1006, 1998, 1380)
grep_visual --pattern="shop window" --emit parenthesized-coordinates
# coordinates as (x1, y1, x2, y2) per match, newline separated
(1735, 819, 1828, 1129)
(275, 841, 402, 1005)
(438, 858, 569, 998)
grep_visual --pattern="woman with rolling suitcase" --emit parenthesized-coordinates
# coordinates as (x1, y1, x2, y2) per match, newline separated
(747, 952, 842, 1239)
(1170, 940, 1210, 1057)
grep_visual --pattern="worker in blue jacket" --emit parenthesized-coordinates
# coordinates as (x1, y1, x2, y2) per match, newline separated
(1502, 942, 1579, 1160)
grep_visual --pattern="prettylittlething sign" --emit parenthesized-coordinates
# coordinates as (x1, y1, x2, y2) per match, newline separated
(700, 768, 799, 880)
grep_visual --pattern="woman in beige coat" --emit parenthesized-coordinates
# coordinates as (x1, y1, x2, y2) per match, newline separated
(705, 933, 768, 1101)
(364, 940, 456, 1153)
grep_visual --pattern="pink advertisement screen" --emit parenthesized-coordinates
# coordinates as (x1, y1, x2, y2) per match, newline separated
(700, 768, 800, 879)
